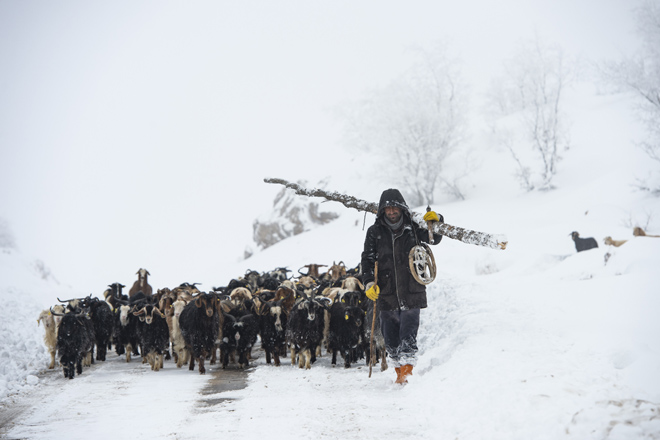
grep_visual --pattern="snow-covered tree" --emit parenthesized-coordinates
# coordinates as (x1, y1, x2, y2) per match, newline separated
(487, 36, 573, 191)
(341, 44, 469, 206)
(598, 0, 660, 194)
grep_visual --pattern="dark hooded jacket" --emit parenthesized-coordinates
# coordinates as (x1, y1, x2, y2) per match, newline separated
(361, 189, 442, 311)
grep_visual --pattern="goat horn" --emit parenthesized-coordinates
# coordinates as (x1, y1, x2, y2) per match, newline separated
(49, 307, 66, 317)
(57, 297, 76, 303)
(223, 312, 237, 322)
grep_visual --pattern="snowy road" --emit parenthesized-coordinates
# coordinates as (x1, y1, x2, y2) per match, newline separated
(1, 350, 216, 439)
(1, 344, 424, 440)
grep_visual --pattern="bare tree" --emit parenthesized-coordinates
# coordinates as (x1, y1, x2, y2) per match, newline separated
(341, 44, 469, 206)
(487, 36, 573, 191)
(598, 0, 660, 194)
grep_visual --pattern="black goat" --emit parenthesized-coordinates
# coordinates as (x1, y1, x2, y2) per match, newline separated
(328, 301, 365, 368)
(257, 296, 289, 366)
(286, 292, 330, 369)
(267, 267, 291, 283)
(113, 294, 146, 361)
(570, 231, 599, 252)
(52, 307, 95, 379)
(80, 296, 115, 362)
(103, 282, 127, 310)
(221, 308, 259, 369)
(179, 293, 220, 374)
(133, 304, 170, 371)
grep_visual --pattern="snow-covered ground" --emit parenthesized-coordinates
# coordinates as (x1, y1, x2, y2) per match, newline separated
(2, 133, 660, 438)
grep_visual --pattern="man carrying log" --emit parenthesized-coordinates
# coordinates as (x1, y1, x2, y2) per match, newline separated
(263, 178, 507, 383)
(361, 188, 443, 385)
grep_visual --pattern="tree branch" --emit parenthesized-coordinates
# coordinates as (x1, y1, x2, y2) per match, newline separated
(264, 177, 508, 250)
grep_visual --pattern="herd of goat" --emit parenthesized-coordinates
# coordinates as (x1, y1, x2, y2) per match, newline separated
(37, 227, 657, 380)
(570, 226, 659, 252)
(37, 264, 387, 379)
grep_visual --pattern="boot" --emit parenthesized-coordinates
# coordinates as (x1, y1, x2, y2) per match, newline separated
(396, 364, 413, 384)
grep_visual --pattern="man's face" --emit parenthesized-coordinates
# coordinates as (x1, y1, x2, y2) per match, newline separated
(384, 206, 402, 223)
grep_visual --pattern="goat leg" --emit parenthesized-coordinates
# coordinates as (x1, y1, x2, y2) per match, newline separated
(290, 346, 297, 366)
(210, 345, 217, 365)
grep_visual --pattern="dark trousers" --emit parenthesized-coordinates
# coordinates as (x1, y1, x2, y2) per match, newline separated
(379, 309, 420, 367)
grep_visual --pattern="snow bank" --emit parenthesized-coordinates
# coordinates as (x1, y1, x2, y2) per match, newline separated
(0, 249, 75, 402)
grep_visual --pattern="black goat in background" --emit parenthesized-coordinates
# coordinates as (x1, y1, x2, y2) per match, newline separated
(80, 296, 114, 362)
(570, 231, 599, 252)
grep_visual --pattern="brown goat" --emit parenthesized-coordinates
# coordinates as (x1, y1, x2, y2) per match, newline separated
(633, 227, 660, 237)
(273, 286, 296, 313)
(326, 261, 347, 281)
(299, 264, 326, 278)
(603, 236, 627, 247)
(129, 268, 153, 297)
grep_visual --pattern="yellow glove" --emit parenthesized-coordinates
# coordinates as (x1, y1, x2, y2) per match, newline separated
(365, 282, 380, 301)
(423, 210, 440, 222)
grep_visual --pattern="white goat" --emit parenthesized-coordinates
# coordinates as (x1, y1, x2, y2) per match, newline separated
(169, 300, 189, 368)
(340, 276, 364, 292)
(37, 309, 59, 369)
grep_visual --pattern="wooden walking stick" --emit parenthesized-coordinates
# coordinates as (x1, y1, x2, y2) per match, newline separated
(369, 261, 378, 378)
